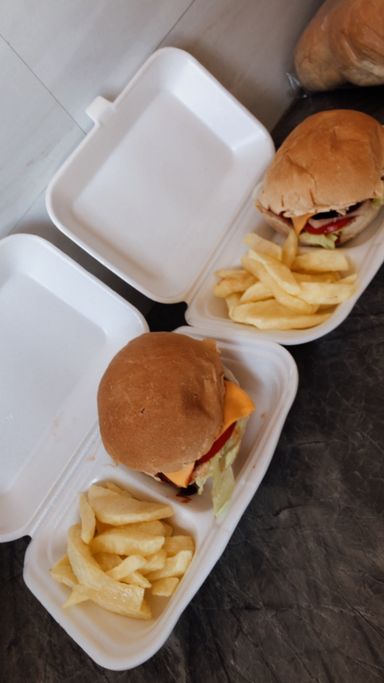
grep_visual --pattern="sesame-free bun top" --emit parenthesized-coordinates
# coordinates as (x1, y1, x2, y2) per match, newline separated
(97, 332, 225, 474)
(256, 109, 384, 217)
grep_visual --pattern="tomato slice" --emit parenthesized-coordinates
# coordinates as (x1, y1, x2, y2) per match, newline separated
(305, 216, 352, 235)
(195, 422, 236, 467)
(158, 422, 237, 490)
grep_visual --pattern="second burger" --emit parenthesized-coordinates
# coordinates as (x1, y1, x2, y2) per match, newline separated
(97, 332, 255, 517)
(255, 109, 384, 249)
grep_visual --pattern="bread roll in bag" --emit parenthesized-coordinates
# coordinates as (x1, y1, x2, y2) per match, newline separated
(294, 0, 384, 91)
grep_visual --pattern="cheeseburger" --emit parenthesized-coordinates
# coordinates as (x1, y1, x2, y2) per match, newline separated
(97, 332, 254, 516)
(255, 109, 384, 248)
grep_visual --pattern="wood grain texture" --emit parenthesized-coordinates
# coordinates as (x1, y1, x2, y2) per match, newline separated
(160, 0, 324, 129)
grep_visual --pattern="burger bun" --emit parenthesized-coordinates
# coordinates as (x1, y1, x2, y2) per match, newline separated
(97, 332, 225, 475)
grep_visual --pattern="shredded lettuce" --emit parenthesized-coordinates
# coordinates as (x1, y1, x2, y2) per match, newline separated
(371, 197, 384, 208)
(212, 461, 235, 518)
(299, 232, 338, 249)
(194, 419, 247, 518)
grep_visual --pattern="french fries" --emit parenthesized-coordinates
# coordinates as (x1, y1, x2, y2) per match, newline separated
(87, 484, 173, 524)
(50, 482, 195, 620)
(213, 231, 357, 330)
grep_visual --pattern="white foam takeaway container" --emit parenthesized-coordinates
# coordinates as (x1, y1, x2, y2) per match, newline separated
(46, 47, 384, 346)
(1, 49, 301, 670)
(0, 233, 297, 669)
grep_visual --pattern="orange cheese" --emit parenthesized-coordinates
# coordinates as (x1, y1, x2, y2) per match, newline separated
(221, 379, 255, 434)
(163, 462, 195, 488)
(163, 380, 255, 488)
(292, 213, 313, 235)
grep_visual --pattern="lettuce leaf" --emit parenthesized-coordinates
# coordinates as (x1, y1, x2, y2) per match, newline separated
(299, 232, 338, 249)
(371, 197, 384, 208)
(211, 461, 235, 518)
(194, 419, 247, 518)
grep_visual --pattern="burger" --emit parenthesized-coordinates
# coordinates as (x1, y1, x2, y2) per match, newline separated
(97, 332, 255, 516)
(255, 109, 384, 249)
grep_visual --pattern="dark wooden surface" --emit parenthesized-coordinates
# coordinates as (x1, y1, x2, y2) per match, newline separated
(2, 86, 384, 682)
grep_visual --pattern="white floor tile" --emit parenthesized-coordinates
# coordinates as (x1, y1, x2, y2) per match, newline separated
(0, 0, 192, 131)
(0, 37, 84, 237)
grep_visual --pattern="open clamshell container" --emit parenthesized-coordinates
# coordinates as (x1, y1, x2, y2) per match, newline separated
(0, 48, 302, 670)
(0, 233, 298, 669)
(46, 47, 384, 346)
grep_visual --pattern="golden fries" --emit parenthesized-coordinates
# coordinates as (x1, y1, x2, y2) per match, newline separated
(49, 555, 78, 588)
(87, 484, 173, 524)
(79, 493, 96, 543)
(243, 232, 282, 260)
(292, 249, 349, 273)
(213, 269, 255, 298)
(213, 229, 357, 331)
(50, 481, 195, 620)
(228, 300, 332, 330)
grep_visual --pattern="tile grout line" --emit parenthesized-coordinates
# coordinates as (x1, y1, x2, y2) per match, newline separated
(2, 0, 197, 235)
(152, 0, 196, 49)
(0, 0, 196, 136)
(10, 187, 47, 235)
(0, 31, 87, 134)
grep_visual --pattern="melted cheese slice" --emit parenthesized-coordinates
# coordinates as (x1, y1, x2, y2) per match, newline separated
(163, 380, 255, 488)
(292, 213, 313, 235)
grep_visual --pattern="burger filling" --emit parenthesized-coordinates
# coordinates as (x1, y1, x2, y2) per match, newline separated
(280, 198, 383, 248)
(159, 380, 254, 517)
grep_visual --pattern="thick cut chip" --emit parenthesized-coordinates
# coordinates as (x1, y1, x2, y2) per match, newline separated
(338, 273, 357, 284)
(102, 481, 133, 496)
(146, 550, 193, 581)
(151, 577, 179, 597)
(141, 550, 167, 574)
(119, 571, 152, 589)
(282, 230, 298, 268)
(243, 257, 317, 314)
(50, 555, 78, 588)
(95, 519, 112, 535)
(292, 249, 350, 273)
(90, 526, 165, 556)
(87, 484, 173, 524)
(298, 280, 357, 305)
(239, 280, 272, 303)
(97, 519, 167, 537)
(230, 300, 332, 330)
(244, 233, 282, 260)
(79, 493, 96, 544)
(293, 271, 341, 283)
(63, 584, 151, 619)
(112, 520, 168, 536)
(225, 293, 241, 318)
(67, 525, 148, 618)
(161, 523, 174, 537)
(94, 552, 122, 572)
(63, 586, 89, 607)
(163, 536, 195, 556)
(243, 250, 301, 295)
(213, 229, 357, 332)
(107, 554, 145, 580)
(213, 270, 255, 298)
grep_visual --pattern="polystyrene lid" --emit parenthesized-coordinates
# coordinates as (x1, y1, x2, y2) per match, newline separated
(46, 47, 275, 304)
(0, 235, 147, 541)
